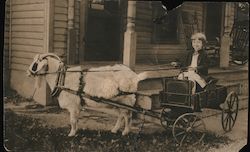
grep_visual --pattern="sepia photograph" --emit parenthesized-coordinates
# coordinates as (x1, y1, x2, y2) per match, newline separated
(3, 0, 249, 151)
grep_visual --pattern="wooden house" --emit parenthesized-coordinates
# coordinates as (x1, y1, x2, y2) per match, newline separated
(4, 0, 237, 105)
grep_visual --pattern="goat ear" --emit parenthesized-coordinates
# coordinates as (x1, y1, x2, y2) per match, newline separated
(36, 59, 48, 72)
(34, 54, 40, 60)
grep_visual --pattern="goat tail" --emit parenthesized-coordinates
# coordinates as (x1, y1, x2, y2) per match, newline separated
(137, 72, 149, 81)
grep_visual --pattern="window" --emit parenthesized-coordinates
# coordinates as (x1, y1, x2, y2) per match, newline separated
(89, 0, 119, 14)
(90, 0, 104, 10)
(152, 2, 179, 43)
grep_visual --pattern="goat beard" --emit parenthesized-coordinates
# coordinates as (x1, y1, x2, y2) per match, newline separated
(34, 75, 42, 89)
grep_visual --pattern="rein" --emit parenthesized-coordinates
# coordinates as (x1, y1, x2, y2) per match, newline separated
(32, 66, 180, 76)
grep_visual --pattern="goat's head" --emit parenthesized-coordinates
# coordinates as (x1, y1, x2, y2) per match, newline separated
(27, 53, 62, 77)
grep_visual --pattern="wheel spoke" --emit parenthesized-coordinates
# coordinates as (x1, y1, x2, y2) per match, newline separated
(192, 131, 205, 142)
(173, 113, 206, 145)
(229, 114, 236, 124)
(223, 113, 230, 122)
(179, 118, 188, 128)
(190, 116, 198, 127)
(225, 117, 229, 128)
(192, 122, 203, 129)
(175, 131, 186, 137)
(186, 116, 193, 126)
(229, 98, 235, 109)
(231, 95, 237, 108)
(229, 115, 232, 128)
(228, 95, 233, 106)
(180, 134, 187, 145)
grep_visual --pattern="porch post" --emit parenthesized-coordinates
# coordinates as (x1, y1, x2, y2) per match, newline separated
(67, 0, 76, 64)
(123, 1, 137, 70)
(220, 3, 234, 68)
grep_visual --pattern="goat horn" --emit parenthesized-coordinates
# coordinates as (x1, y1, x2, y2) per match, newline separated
(40, 53, 62, 62)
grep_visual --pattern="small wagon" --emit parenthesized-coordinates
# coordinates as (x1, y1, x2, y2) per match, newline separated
(159, 78, 239, 145)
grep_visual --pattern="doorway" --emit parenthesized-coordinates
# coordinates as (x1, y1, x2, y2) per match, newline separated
(84, 0, 122, 61)
(205, 3, 223, 42)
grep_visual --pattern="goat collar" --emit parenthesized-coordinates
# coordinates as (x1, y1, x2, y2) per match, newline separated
(51, 64, 67, 97)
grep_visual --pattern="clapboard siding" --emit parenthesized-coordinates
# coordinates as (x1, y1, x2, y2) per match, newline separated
(11, 51, 39, 60)
(4, 0, 10, 89)
(135, 2, 205, 63)
(55, 0, 68, 7)
(12, 0, 43, 5)
(54, 28, 67, 34)
(54, 21, 68, 28)
(12, 57, 34, 65)
(12, 25, 44, 32)
(12, 11, 44, 18)
(12, 44, 44, 53)
(54, 34, 67, 41)
(136, 53, 188, 63)
(53, 0, 68, 57)
(181, 2, 204, 31)
(12, 18, 44, 25)
(9, 0, 46, 71)
(54, 14, 68, 21)
(135, 1, 152, 36)
(12, 38, 44, 46)
(11, 63, 29, 71)
(12, 4, 44, 11)
(12, 32, 44, 39)
(55, 7, 67, 14)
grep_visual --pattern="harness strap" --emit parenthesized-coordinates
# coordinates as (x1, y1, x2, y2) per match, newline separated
(77, 71, 85, 106)
(51, 64, 67, 97)
(50, 66, 135, 107)
(52, 69, 86, 106)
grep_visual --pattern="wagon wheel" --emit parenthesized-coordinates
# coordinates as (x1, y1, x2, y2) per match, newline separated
(160, 107, 171, 129)
(172, 113, 206, 146)
(221, 91, 239, 132)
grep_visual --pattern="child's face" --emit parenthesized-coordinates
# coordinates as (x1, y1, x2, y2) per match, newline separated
(192, 38, 203, 52)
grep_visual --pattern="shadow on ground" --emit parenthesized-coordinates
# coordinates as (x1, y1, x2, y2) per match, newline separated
(4, 108, 232, 152)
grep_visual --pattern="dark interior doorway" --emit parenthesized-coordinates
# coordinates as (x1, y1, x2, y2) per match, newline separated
(85, 0, 122, 61)
(205, 3, 223, 42)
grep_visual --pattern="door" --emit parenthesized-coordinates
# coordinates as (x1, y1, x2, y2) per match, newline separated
(85, 0, 122, 61)
(205, 3, 223, 42)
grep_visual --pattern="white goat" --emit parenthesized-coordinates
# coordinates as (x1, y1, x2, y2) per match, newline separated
(27, 53, 148, 136)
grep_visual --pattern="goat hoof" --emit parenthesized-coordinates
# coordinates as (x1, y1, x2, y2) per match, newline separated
(68, 131, 76, 137)
(122, 129, 129, 136)
(111, 128, 118, 134)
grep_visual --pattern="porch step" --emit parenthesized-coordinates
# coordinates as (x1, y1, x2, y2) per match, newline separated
(238, 95, 249, 110)
(215, 74, 248, 95)
(217, 81, 243, 95)
(209, 69, 248, 82)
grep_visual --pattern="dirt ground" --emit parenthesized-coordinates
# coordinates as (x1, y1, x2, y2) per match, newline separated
(3, 93, 248, 152)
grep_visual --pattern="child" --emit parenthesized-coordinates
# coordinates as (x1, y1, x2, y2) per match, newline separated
(178, 32, 209, 94)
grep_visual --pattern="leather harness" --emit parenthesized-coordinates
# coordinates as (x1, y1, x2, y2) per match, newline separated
(49, 64, 134, 107)
(50, 64, 86, 106)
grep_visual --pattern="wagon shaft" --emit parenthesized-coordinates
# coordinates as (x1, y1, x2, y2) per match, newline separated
(81, 93, 161, 119)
